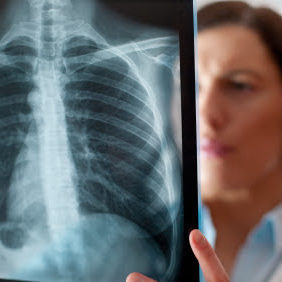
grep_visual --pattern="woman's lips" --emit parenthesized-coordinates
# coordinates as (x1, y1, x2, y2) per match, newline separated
(200, 139, 235, 158)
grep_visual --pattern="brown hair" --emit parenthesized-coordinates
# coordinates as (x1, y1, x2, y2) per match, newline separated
(197, 1, 282, 73)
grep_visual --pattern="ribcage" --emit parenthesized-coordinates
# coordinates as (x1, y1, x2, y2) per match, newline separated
(62, 36, 172, 238)
(0, 2, 181, 280)
(0, 36, 36, 225)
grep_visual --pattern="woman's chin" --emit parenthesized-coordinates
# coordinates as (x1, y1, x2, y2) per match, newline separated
(200, 176, 248, 203)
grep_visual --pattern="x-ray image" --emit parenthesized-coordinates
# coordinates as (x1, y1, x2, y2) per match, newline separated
(0, 0, 187, 281)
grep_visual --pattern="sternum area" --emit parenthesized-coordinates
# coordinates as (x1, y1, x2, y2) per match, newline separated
(36, 60, 79, 239)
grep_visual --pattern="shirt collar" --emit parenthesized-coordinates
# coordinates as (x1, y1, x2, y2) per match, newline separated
(201, 202, 282, 253)
(266, 202, 282, 253)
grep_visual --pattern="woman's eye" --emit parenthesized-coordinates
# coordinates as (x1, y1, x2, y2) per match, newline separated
(229, 81, 253, 91)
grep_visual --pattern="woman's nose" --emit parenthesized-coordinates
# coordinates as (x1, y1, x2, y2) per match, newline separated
(199, 85, 228, 132)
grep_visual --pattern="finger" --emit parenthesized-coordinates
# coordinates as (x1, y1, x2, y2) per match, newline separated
(189, 229, 230, 282)
(126, 272, 157, 282)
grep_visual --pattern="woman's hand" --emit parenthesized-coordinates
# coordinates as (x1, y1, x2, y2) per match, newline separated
(189, 229, 229, 282)
(126, 229, 229, 282)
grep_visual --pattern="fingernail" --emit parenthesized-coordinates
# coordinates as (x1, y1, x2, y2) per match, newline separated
(134, 278, 145, 282)
(194, 230, 207, 248)
(126, 273, 156, 282)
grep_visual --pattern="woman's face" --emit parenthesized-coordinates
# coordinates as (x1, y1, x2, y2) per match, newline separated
(198, 25, 282, 201)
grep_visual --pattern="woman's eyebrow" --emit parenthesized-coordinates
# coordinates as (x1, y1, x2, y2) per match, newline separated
(224, 69, 262, 79)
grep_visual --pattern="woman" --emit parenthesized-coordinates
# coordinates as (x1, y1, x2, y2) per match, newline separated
(127, 1, 282, 281)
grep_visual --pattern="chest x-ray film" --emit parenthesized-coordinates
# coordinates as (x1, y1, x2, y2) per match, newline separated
(0, 0, 198, 281)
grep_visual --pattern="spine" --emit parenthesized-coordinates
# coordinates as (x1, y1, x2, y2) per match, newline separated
(38, 0, 71, 60)
(34, 0, 80, 239)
